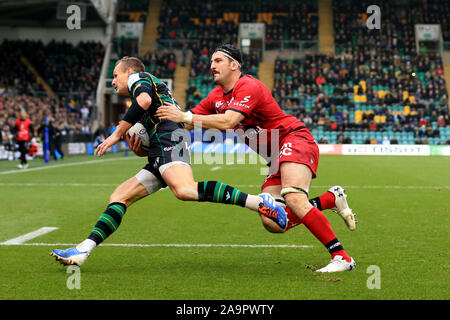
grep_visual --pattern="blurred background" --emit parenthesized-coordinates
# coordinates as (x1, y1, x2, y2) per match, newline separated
(1, 0, 449, 163)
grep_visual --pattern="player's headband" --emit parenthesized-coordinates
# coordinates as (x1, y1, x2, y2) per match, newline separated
(214, 48, 242, 68)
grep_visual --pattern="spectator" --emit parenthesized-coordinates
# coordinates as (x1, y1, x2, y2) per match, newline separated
(80, 104, 90, 122)
(93, 133, 106, 149)
(49, 121, 64, 160)
(0, 124, 14, 160)
(390, 136, 399, 144)
(343, 135, 352, 144)
(15, 110, 33, 169)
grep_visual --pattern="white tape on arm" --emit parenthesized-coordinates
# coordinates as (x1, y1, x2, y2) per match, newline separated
(181, 111, 193, 124)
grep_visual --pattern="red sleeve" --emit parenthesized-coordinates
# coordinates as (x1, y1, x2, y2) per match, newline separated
(190, 94, 215, 115)
(226, 80, 260, 117)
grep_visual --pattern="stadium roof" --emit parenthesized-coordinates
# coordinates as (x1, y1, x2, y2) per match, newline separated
(0, 0, 107, 27)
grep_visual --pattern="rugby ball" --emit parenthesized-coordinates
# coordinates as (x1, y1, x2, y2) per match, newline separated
(128, 122, 150, 151)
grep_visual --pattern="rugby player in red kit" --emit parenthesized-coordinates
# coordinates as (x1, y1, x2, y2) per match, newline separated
(156, 44, 357, 272)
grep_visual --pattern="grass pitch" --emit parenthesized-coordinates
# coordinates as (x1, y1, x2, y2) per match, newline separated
(0, 153, 448, 300)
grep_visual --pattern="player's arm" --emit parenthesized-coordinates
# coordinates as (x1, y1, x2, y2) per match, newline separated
(155, 102, 244, 131)
(95, 92, 152, 157)
(191, 109, 245, 130)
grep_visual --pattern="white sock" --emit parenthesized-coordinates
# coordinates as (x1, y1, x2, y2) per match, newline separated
(76, 239, 97, 253)
(245, 195, 263, 211)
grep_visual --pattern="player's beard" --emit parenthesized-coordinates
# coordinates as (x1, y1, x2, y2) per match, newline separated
(211, 70, 220, 84)
(212, 72, 223, 85)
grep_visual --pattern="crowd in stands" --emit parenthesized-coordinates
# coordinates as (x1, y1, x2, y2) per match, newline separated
(273, 51, 447, 108)
(0, 94, 94, 140)
(333, 0, 450, 46)
(157, 0, 317, 50)
(410, 0, 450, 42)
(0, 40, 45, 94)
(265, 2, 318, 49)
(2, 0, 450, 150)
(177, 0, 449, 144)
(0, 38, 100, 161)
(0, 38, 104, 144)
(272, 50, 449, 143)
(0, 39, 104, 101)
(333, 0, 450, 51)
(117, 0, 149, 23)
(30, 40, 104, 98)
(142, 50, 177, 79)
(268, 0, 448, 145)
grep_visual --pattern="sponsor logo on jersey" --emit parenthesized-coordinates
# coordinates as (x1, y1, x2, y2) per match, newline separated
(215, 100, 225, 111)
(231, 95, 251, 109)
(163, 146, 176, 152)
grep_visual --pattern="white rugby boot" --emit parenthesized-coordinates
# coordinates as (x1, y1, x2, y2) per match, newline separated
(328, 186, 357, 231)
(316, 255, 356, 273)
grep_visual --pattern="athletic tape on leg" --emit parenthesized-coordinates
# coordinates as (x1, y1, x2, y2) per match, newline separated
(280, 187, 309, 198)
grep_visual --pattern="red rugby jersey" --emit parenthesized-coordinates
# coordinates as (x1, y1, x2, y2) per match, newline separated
(191, 75, 306, 158)
(15, 118, 32, 141)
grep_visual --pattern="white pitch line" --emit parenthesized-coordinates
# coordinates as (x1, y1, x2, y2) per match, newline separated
(238, 185, 450, 190)
(0, 156, 138, 175)
(0, 183, 117, 187)
(311, 185, 450, 189)
(210, 166, 222, 171)
(0, 242, 313, 248)
(0, 227, 59, 245)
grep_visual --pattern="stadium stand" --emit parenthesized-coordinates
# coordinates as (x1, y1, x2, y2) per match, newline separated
(1, 0, 450, 167)
(273, 50, 449, 144)
(163, 0, 317, 109)
(274, 0, 450, 145)
(157, 0, 318, 50)
(0, 93, 93, 139)
(116, 0, 150, 23)
(1, 39, 104, 102)
(0, 39, 101, 143)
(0, 40, 45, 94)
(154, 0, 449, 145)
(142, 50, 177, 79)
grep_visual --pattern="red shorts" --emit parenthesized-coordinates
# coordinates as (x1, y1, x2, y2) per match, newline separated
(261, 128, 319, 191)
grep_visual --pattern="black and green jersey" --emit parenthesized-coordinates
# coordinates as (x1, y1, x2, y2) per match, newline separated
(127, 72, 185, 157)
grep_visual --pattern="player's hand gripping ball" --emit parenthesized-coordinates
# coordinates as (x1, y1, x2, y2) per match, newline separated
(127, 123, 150, 151)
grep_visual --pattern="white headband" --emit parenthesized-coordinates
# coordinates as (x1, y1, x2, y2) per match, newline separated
(215, 49, 242, 68)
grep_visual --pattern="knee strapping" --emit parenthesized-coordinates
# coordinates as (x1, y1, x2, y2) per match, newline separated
(280, 187, 309, 198)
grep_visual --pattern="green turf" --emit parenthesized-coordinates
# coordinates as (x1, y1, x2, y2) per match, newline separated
(0, 153, 448, 300)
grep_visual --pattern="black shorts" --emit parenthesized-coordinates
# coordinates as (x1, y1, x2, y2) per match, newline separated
(143, 129, 191, 187)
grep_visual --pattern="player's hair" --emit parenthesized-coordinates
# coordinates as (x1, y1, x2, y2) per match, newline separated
(115, 56, 145, 72)
(214, 44, 243, 68)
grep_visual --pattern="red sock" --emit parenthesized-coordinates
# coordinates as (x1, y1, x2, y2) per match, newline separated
(300, 207, 351, 262)
(318, 191, 336, 210)
(331, 249, 351, 262)
(285, 207, 302, 231)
